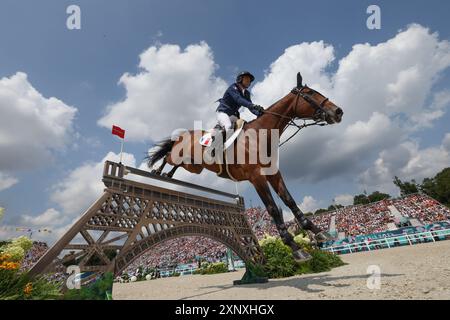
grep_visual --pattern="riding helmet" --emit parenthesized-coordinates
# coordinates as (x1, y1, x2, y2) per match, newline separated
(236, 71, 255, 83)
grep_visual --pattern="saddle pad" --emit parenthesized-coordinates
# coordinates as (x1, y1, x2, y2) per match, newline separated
(199, 132, 213, 147)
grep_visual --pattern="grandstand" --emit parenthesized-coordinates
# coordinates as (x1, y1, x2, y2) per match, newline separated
(311, 193, 450, 238)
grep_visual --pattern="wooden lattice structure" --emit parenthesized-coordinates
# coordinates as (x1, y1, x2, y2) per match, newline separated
(29, 161, 265, 286)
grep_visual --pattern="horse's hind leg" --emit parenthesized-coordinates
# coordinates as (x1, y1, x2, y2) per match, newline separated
(163, 165, 180, 178)
(151, 157, 167, 175)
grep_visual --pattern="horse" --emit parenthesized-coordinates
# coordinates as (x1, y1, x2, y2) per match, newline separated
(146, 72, 343, 261)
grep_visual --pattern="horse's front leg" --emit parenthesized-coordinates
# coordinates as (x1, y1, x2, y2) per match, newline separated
(266, 171, 331, 242)
(250, 175, 311, 262)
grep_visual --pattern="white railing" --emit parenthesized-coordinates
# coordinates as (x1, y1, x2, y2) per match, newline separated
(321, 228, 450, 255)
(157, 259, 246, 277)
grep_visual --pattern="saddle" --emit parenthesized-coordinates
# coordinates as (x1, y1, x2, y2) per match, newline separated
(200, 119, 245, 149)
(214, 118, 245, 146)
(200, 119, 246, 181)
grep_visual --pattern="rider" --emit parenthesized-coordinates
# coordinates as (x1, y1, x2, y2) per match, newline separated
(216, 71, 264, 130)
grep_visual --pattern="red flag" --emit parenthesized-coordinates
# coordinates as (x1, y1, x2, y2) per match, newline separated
(112, 125, 125, 139)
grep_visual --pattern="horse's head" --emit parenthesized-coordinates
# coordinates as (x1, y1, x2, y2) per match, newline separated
(291, 72, 343, 124)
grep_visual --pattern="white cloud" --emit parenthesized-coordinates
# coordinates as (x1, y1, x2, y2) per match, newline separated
(0, 72, 77, 171)
(0, 172, 18, 191)
(334, 194, 354, 206)
(1, 152, 136, 243)
(50, 152, 136, 216)
(97, 42, 227, 141)
(297, 195, 322, 213)
(22, 208, 65, 227)
(443, 133, 450, 151)
(251, 41, 335, 108)
(410, 91, 450, 130)
(332, 24, 450, 124)
(0, 213, 80, 244)
(359, 134, 450, 194)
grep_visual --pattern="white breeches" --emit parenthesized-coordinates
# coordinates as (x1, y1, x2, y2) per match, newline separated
(216, 112, 238, 130)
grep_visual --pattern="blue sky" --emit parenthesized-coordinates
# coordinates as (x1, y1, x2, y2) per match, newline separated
(1, 0, 450, 242)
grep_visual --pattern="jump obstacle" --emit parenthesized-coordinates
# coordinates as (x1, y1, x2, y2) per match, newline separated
(28, 161, 267, 287)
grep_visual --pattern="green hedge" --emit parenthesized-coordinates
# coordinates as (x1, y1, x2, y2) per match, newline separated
(260, 237, 297, 278)
(193, 262, 228, 275)
(259, 235, 345, 279)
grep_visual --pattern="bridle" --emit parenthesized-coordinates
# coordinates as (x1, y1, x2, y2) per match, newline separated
(262, 85, 330, 147)
(291, 86, 329, 122)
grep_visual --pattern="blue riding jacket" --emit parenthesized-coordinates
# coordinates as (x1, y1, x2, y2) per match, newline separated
(216, 83, 261, 117)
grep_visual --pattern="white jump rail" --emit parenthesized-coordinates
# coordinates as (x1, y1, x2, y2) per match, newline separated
(321, 228, 450, 254)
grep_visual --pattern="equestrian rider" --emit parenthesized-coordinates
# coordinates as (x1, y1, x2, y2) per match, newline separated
(216, 71, 264, 130)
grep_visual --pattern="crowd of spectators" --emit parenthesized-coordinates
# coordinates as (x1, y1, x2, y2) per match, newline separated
(123, 236, 228, 274)
(334, 200, 392, 237)
(392, 194, 450, 224)
(310, 212, 332, 231)
(248, 206, 279, 239)
(308, 193, 450, 238)
(20, 241, 48, 272)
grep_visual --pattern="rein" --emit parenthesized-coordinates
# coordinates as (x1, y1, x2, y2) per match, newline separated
(262, 86, 329, 147)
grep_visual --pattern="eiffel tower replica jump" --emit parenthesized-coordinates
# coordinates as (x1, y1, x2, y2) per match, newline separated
(29, 161, 266, 286)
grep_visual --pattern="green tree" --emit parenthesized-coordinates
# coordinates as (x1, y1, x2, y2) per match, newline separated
(368, 191, 391, 203)
(328, 204, 343, 211)
(353, 194, 370, 205)
(354, 191, 390, 205)
(314, 208, 328, 215)
(420, 168, 450, 207)
(393, 176, 419, 196)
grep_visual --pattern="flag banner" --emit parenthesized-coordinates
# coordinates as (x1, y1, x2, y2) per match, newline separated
(112, 125, 125, 139)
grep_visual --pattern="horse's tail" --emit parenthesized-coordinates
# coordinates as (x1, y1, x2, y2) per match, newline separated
(146, 137, 175, 168)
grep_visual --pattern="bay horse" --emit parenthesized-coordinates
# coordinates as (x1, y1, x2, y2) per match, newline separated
(146, 72, 343, 261)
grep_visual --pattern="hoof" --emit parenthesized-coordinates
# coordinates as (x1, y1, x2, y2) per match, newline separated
(306, 230, 318, 246)
(293, 249, 312, 263)
(315, 231, 333, 243)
